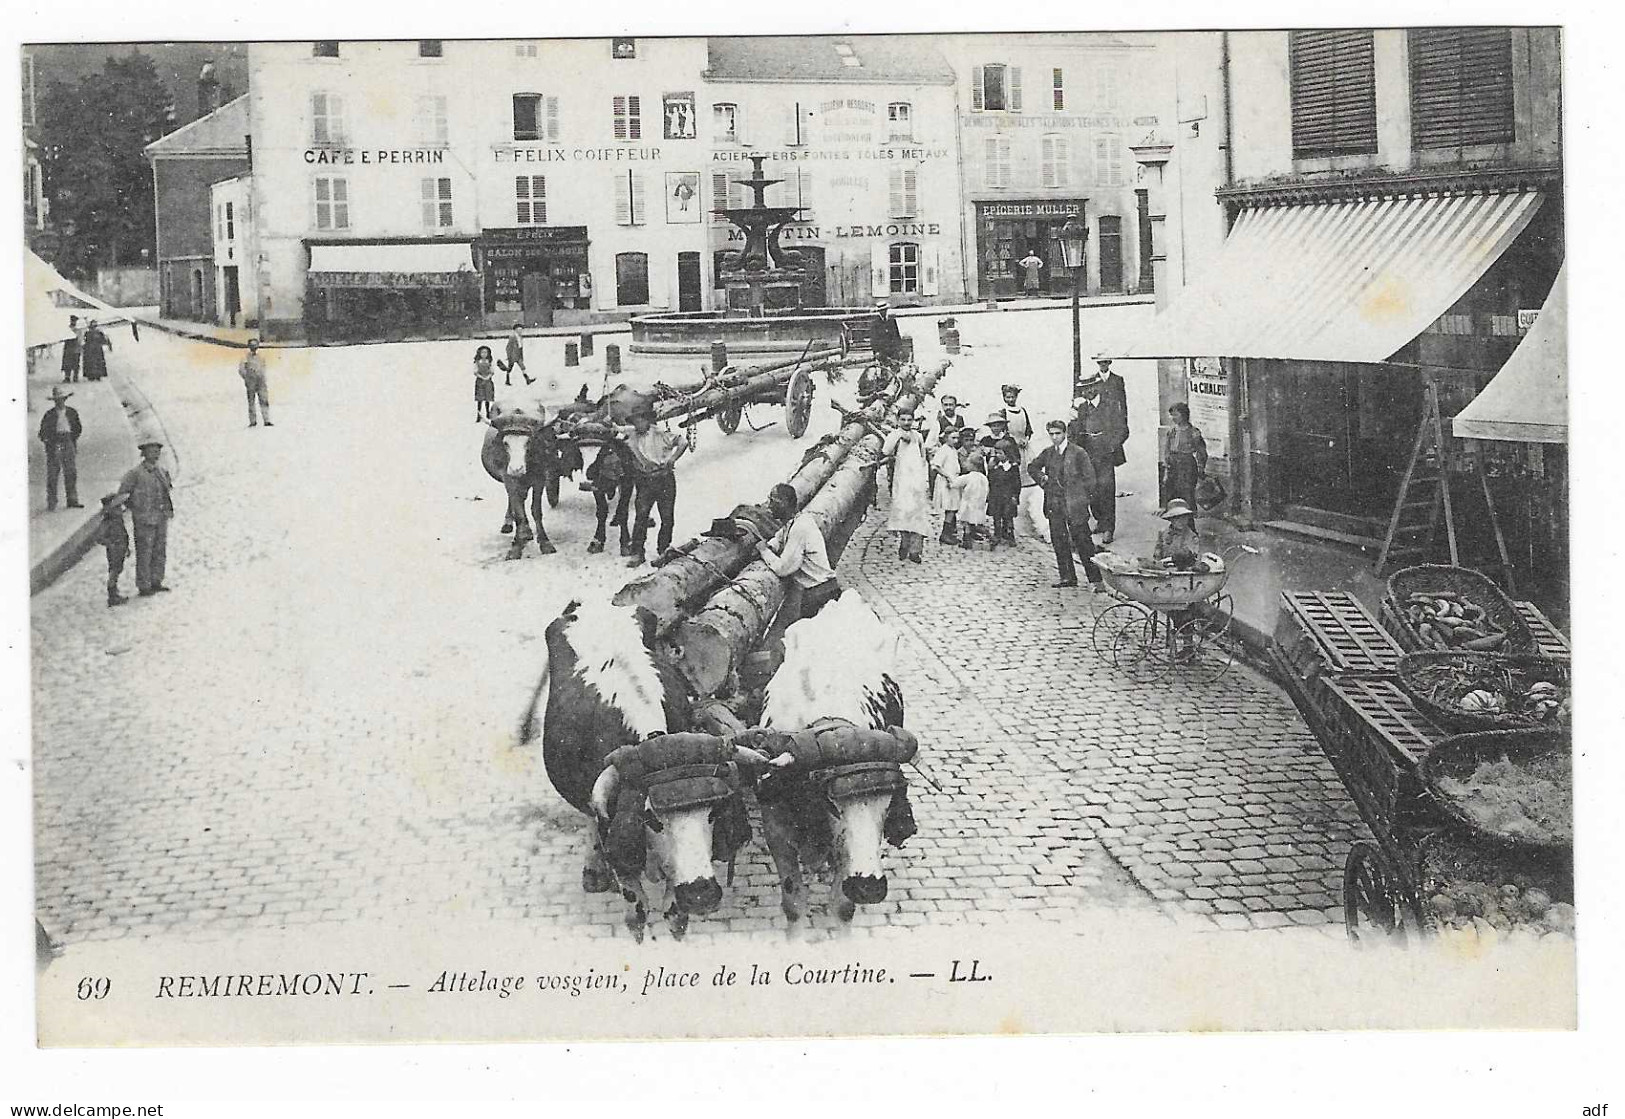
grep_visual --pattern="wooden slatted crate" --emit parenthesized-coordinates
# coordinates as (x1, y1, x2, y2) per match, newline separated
(1514, 600, 1571, 661)
(1321, 676, 1450, 826)
(1276, 591, 1405, 675)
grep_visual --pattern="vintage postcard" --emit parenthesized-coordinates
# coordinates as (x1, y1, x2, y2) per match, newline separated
(19, 24, 1576, 1049)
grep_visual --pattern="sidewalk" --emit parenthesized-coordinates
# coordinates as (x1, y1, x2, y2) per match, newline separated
(24, 358, 139, 591)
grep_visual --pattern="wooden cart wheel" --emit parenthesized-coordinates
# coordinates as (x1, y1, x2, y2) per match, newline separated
(1092, 602, 1146, 658)
(717, 401, 742, 435)
(1343, 842, 1416, 947)
(785, 367, 815, 439)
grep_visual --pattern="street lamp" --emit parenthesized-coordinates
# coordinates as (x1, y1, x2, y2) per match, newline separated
(1057, 216, 1089, 396)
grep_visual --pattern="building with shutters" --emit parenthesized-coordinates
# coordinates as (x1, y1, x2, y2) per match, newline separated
(941, 33, 1168, 301)
(1118, 28, 1563, 605)
(700, 37, 965, 308)
(236, 37, 713, 340)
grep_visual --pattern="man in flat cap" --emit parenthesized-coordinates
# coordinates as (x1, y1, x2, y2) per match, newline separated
(117, 438, 175, 595)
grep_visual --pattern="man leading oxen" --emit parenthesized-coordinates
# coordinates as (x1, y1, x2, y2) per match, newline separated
(517, 598, 768, 941)
(754, 590, 920, 932)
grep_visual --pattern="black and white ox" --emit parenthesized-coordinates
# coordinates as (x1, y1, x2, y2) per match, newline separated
(756, 591, 919, 930)
(480, 403, 583, 559)
(517, 599, 764, 941)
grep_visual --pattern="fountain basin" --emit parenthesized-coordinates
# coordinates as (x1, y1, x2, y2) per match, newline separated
(629, 307, 876, 357)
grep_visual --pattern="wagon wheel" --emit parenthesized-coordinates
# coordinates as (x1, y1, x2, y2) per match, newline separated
(717, 399, 743, 435)
(1343, 842, 1421, 947)
(1092, 602, 1147, 658)
(1111, 613, 1171, 682)
(784, 367, 816, 438)
(1172, 617, 1237, 685)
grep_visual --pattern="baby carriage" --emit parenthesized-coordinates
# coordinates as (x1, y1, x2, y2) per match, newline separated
(1089, 544, 1259, 684)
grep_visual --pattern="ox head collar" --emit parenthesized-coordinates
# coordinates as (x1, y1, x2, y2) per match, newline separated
(754, 722, 920, 849)
(597, 734, 757, 877)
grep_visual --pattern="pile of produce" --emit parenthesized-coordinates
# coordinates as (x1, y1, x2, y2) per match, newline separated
(1427, 877, 1576, 938)
(1406, 657, 1570, 725)
(1402, 591, 1509, 650)
(1434, 752, 1573, 845)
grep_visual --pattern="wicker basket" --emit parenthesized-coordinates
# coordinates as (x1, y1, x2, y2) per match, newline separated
(1420, 728, 1572, 853)
(1396, 651, 1570, 733)
(1382, 565, 1536, 654)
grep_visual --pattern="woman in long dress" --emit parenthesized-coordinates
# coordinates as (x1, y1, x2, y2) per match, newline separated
(881, 407, 933, 563)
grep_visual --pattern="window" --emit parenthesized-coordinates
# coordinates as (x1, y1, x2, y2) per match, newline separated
(711, 170, 746, 215)
(418, 40, 443, 58)
(713, 102, 739, 142)
(515, 176, 546, 224)
(792, 168, 813, 217)
(225, 201, 234, 240)
(421, 178, 453, 229)
(311, 92, 346, 146)
(417, 95, 449, 146)
(888, 166, 918, 219)
(1409, 27, 1515, 149)
(611, 38, 636, 60)
(887, 102, 913, 142)
(1095, 63, 1121, 110)
(514, 42, 538, 58)
(1095, 134, 1125, 186)
(971, 64, 1021, 112)
(616, 252, 649, 305)
(984, 136, 1012, 187)
(312, 41, 339, 58)
(1289, 29, 1378, 157)
(313, 177, 349, 231)
(614, 170, 647, 226)
(1040, 134, 1070, 188)
(513, 93, 559, 142)
(216, 204, 224, 243)
(1052, 67, 1065, 111)
(888, 242, 920, 294)
(613, 95, 642, 141)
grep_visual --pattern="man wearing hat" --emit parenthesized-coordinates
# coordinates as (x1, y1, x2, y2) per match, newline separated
(117, 439, 175, 595)
(37, 386, 83, 511)
(502, 322, 536, 387)
(1029, 419, 1103, 590)
(936, 394, 967, 441)
(618, 402, 689, 568)
(1069, 364, 1129, 544)
(238, 338, 273, 428)
(871, 301, 907, 368)
(997, 384, 1033, 459)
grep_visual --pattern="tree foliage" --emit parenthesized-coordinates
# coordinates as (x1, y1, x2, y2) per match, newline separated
(36, 50, 176, 278)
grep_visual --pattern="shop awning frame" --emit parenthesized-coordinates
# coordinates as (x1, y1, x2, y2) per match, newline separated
(1452, 264, 1566, 445)
(1112, 190, 1543, 363)
(307, 239, 476, 275)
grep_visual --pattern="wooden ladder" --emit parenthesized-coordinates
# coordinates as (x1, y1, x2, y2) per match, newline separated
(1374, 379, 1516, 591)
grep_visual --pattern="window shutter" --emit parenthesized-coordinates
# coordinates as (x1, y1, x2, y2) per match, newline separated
(735, 104, 748, 144)
(1041, 137, 1055, 188)
(870, 244, 889, 296)
(971, 66, 984, 111)
(515, 176, 529, 223)
(613, 96, 626, 141)
(546, 96, 560, 143)
(1410, 28, 1515, 149)
(1290, 29, 1377, 156)
(628, 95, 640, 140)
(904, 167, 917, 217)
(630, 172, 646, 225)
(1053, 68, 1065, 111)
(1009, 66, 1022, 111)
(615, 172, 631, 226)
(533, 176, 545, 223)
(711, 171, 729, 218)
(798, 168, 813, 216)
(921, 244, 940, 297)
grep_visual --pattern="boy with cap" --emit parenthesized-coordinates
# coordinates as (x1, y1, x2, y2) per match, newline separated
(99, 494, 130, 607)
(37, 386, 83, 510)
(501, 323, 537, 387)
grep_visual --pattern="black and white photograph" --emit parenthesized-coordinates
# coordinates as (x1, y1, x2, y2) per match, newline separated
(9, 11, 1608, 1078)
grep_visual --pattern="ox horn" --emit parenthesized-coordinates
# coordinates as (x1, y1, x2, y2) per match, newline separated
(589, 765, 621, 821)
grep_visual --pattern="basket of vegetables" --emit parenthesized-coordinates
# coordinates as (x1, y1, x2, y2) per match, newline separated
(1396, 651, 1570, 732)
(1420, 729, 1572, 853)
(1383, 564, 1536, 654)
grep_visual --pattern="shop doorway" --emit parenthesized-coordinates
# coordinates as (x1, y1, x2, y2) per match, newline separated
(797, 246, 826, 307)
(677, 252, 702, 312)
(975, 202, 1086, 299)
(1278, 362, 1424, 525)
(521, 272, 554, 328)
(1098, 216, 1124, 293)
(223, 266, 240, 327)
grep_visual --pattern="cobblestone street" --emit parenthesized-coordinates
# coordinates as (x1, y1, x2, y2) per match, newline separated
(31, 313, 1364, 949)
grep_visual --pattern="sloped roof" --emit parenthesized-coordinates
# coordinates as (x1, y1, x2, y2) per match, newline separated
(144, 93, 249, 159)
(707, 35, 955, 85)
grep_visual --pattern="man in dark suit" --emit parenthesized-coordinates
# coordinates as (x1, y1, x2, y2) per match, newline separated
(1028, 420, 1103, 590)
(1070, 363, 1130, 544)
(37, 386, 83, 510)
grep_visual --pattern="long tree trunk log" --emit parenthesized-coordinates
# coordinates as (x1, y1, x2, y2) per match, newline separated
(668, 360, 951, 697)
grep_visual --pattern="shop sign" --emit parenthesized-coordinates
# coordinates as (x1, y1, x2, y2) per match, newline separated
(722, 221, 942, 242)
(483, 226, 589, 244)
(304, 148, 447, 165)
(710, 147, 949, 162)
(311, 270, 464, 288)
(977, 201, 1083, 219)
(961, 114, 1129, 129)
(1517, 308, 1539, 333)
(1186, 357, 1230, 461)
(494, 146, 664, 163)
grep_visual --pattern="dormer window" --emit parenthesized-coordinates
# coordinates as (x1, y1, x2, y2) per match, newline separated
(312, 41, 339, 59)
(418, 40, 443, 58)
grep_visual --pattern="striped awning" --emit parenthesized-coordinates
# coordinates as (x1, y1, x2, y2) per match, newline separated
(1453, 264, 1566, 444)
(1115, 191, 1543, 362)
